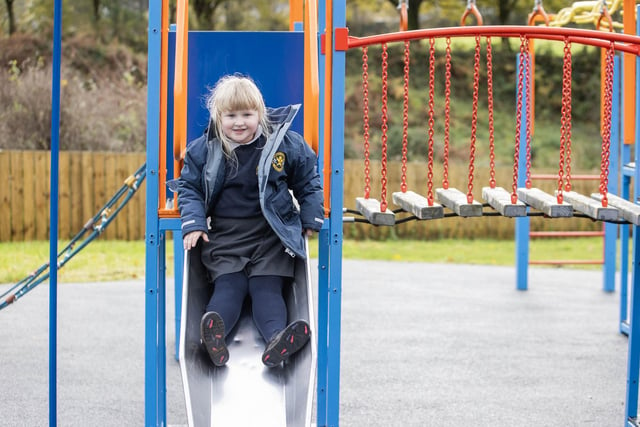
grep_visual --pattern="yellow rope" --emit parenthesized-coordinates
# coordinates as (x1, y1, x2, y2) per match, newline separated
(547, 0, 628, 29)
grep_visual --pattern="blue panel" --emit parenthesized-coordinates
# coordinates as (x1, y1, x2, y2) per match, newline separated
(168, 31, 305, 146)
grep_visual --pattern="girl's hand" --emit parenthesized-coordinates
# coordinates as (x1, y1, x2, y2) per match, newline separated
(183, 231, 209, 250)
(303, 229, 314, 237)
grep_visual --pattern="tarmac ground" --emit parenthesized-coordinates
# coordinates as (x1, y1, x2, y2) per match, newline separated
(0, 260, 630, 426)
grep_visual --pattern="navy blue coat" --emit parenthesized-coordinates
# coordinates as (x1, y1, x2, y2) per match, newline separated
(174, 104, 324, 259)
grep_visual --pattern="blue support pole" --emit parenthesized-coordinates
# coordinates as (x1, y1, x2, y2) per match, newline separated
(49, 0, 63, 425)
(604, 56, 621, 294)
(316, 224, 330, 425)
(625, 227, 640, 423)
(622, 166, 631, 332)
(621, 51, 632, 333)
(173, 230, 184, 360)
(158, 232, 167, 420)
(621, 110, 632, 328)
(159, 218, 183, 360)
(145, 1, 164, 425)
(316, 1, 329, 424)
(514, 52, 530, 291)
(624, 14, 640, 421)
(326, 2, 346, 424)
(621, 183, 631, 333)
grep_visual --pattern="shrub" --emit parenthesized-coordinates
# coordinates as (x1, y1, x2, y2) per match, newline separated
(0, 62, 145, 151)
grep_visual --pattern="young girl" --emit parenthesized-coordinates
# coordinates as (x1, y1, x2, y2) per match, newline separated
(175, 75, 324, 368)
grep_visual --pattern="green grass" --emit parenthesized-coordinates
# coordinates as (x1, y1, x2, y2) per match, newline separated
(0, 237, 624, 285)
(1, 240, 150, 284)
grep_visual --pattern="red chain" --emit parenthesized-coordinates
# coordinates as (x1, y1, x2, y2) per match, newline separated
(380, 43, 389, 212)
(427, 37, 436, 205)
(524, 38, 533, 189)
(486, 36, 496, 189)
(599, 42, 615, 207)
(557, 38, 572, 204)
(512, 36, 526, 205)
(563, 41, 573, 193)
(443, 37, 452, 190)
(467, 34, 481, 204)
(362, 47, 371, 199)
(401, 40, 410, 193)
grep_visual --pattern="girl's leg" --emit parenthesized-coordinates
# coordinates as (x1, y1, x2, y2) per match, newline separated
(248, 275, 287, 342)
(207, 271, 249, 336)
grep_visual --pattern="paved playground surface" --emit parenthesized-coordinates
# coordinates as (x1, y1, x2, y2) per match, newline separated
(0, 260, 629, 426)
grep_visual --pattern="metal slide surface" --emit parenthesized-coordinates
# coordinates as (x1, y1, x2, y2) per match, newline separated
(179, 240, 316, 427)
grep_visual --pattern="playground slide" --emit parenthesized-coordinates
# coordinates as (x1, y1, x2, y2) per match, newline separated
(179, 239, 316, 427)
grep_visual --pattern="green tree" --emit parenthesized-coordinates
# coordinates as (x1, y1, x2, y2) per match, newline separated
(192, 0, 228, 29)
(2, 0, 16, 35)
(213, 0, 288, 30)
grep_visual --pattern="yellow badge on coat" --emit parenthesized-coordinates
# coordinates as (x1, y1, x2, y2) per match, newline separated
(272, 152, 286, 172)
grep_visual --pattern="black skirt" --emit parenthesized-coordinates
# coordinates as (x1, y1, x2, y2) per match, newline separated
(200, 215, 295, 282)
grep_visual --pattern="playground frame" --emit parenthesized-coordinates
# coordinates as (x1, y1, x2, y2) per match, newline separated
(38, 0, 640, 426)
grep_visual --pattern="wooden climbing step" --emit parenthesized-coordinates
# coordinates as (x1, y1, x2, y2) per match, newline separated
(435, 187, 483, 217)
(392, 191, 444, 220)
(561, 191, 619, 221)
(481, 186, 527, 217)
(516, 187, 573, 217)
(355, 197, 395, 226)
(592, 193, 640, 225)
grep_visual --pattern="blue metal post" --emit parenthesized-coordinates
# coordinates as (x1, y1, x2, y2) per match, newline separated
(167, 23, 184, 361)
(316, 0, 329, 422)
(158, 232, 167, 421)
(325, 1, 346, 424)
(624, 13, 640, 422)
(604, 56, 621, 293)
(622, 170, 631, 332)
(173, 230, 184, 360)
(621, 177, 631, 333)
(49, 0, 63, 425)
(515, 52, 530, 291)
(145, 1, 164, 425)
(625, 230, 640, 421)
(316, 224, 330, 425)
(316, 0, 330, 424)
(620, 52, 632, 333)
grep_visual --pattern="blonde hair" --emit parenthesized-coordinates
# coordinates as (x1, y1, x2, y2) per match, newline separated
(206, 75, 270, 158)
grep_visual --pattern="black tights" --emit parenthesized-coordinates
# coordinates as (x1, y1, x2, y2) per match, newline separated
(206, 272, 287, 342)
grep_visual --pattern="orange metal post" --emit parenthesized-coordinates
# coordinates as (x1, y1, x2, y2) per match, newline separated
(160, 0, 188, 218)
(322, 0, 333, 216)
(173, 0, 188, 165)
(290, 0, 303, 31)
(624, 0, 636, 145)
(158, 0, 169, 213)
(304, 0, 320, 154)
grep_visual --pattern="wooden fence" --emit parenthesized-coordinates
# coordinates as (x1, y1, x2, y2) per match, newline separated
(0, 150, 146, 242)
(0, 150, 604, 242)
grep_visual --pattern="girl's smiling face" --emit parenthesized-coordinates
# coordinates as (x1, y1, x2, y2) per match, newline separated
(220, 109, 260, 144)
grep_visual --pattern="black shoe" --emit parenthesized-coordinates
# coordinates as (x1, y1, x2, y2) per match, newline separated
(261, 320, 311, 368)
(200, 312, 229, 367)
